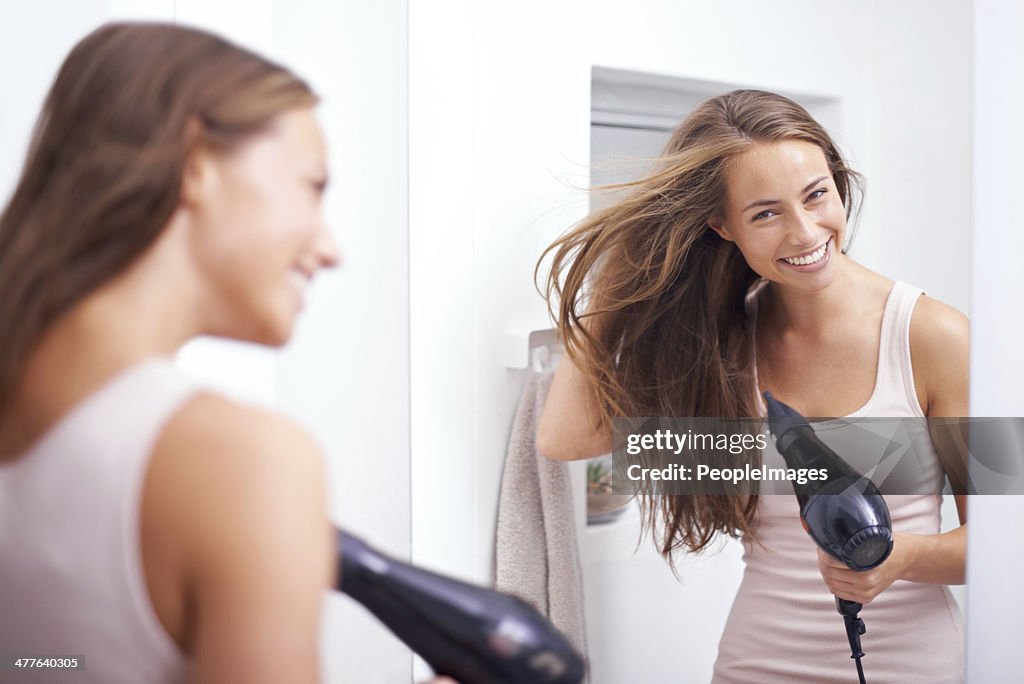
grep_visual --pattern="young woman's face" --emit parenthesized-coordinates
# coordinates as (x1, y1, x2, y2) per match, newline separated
(710, 139, 847, 292)
(187, 106, 339, 345)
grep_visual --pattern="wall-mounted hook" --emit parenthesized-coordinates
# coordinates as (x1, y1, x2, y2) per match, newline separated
(505, 328, 560, 369)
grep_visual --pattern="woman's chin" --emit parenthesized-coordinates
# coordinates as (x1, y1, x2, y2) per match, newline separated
(264, 319, 297, 347)
(233, 314, 296, 348)
(263, 329, 294, 348)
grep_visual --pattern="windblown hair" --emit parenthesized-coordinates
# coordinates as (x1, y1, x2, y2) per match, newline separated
(0, 22, 317, 417)
(539, 89, 863, 564)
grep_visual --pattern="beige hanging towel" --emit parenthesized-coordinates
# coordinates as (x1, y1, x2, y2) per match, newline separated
(495, 355, 589, 676)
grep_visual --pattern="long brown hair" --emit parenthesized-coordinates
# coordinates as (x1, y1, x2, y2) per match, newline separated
(0, 22, 317, 417)
(539, 89, 863, 563)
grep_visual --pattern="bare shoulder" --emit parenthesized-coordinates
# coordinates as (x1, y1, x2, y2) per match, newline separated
(909, 295, 969, 415)
(156, 392, 327, 481)
(151, 391, 332, 564)
(147, 393, 333, 681)
(909, 295, 969, 360)
(149, 393, 329, 529)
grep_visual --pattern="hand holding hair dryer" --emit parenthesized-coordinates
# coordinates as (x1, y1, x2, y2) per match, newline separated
(763, 392, 893, 684)
(335, 529, 585, 684)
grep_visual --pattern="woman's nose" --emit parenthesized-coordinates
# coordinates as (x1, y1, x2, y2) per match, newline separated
(315, 222, 342, 269)
(788, 208, 819, 245)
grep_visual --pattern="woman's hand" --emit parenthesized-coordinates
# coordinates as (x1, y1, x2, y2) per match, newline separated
(816, 532, 917, 604)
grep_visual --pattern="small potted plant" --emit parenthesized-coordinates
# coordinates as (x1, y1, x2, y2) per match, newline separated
(586, 456, 630, 524)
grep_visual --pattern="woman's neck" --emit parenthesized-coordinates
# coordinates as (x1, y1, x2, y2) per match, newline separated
(762, 254, 871, 337)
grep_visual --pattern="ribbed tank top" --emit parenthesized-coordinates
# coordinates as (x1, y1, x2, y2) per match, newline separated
(712, 281, 965, 683)
(0, 357, 195, 683)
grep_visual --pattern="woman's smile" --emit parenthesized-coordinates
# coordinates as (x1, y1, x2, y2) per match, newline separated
(778, 236, 833, 272)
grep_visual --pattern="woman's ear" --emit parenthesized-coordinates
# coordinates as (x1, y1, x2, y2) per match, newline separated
(707, 217, 733, 242)
(180, 117, 214, 209)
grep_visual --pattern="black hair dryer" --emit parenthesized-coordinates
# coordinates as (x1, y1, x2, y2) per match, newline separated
(336, 529, 586, 684)
(763, 392, 893, 684)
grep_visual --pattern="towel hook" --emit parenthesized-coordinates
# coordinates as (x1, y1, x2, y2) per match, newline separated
(505, 328, 560, 369)
(531, 345, 551, 374)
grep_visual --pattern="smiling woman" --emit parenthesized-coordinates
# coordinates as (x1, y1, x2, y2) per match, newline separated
(182, 106, 336, 344)
(0, 17, 497, 684)
(709, 144, 845, 282)
(536, 89, 968, 682)
(0, 22, 342, 684)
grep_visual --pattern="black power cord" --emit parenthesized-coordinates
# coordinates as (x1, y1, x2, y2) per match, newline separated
(837, 597, 868, 684)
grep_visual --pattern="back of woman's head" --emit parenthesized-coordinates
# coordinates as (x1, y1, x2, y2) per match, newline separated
(539, 89, 862, 562)
(0, 22, 317, 414)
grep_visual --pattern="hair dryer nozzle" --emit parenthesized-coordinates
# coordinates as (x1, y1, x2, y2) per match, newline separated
(841, 524, 893, 570)
(763, 391, 810, 439)
(336, 529, 585, 684)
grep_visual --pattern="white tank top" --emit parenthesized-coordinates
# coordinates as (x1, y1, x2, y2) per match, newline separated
(713, 281, 965, 682)
(0, 357, 194, 683)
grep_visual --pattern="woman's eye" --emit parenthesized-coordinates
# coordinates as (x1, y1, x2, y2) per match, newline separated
(808, 188, 827, 201)
(752, 210, 775, 221)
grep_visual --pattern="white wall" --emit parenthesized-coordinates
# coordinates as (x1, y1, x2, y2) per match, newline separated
(966, 1, 1024, 682)
(269, 2, 412, 682)
(409, 2, 972, 682)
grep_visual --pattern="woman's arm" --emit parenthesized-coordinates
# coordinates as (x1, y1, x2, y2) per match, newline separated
(907, 295, 970, 580)
(536, 288, 620, 461)
(156, 396, 333, 684)
(536, 351, 614, 461)
(818, 296, 969, 603)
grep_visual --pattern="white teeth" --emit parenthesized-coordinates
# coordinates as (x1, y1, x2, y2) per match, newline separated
(782, 239, 829, 266)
